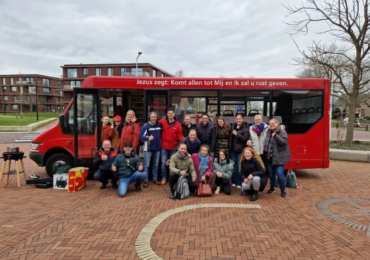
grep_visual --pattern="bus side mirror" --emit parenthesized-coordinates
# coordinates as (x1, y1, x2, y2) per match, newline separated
(59, 114, 68, 134)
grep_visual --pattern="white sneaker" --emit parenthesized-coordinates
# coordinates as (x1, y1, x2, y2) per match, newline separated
(236, 185, 242, 189)
(232, 184, 236, 187)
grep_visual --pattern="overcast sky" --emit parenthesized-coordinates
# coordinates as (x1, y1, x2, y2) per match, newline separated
(0, 0, 335, 78)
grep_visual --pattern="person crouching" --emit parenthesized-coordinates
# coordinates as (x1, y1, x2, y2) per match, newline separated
(168, 143, 198, 199)
(112, 142, 146, 197)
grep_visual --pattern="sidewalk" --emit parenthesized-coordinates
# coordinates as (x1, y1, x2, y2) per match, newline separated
(331, 127, 370, 141)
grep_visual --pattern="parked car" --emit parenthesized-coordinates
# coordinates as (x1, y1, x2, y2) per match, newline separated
(343, 117, 361, 127)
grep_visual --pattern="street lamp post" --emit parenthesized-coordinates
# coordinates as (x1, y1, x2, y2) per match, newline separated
(136, 51, 142, 76)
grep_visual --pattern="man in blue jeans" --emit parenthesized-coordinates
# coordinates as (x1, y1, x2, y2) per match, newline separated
(112, 142, 146, 197)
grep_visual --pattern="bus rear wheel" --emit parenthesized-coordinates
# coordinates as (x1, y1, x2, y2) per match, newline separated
(45, 153, 73, 177)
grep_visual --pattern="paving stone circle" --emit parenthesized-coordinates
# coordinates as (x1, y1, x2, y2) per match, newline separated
(135, 203, 261, 260)
(316, 197, 370, 237)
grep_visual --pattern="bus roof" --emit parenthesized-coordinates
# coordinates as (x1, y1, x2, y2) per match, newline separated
(81, 76, 329, 90)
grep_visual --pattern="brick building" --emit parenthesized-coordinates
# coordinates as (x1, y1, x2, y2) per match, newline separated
(59, 63, 173, 115)
(0, 74, 63, 113)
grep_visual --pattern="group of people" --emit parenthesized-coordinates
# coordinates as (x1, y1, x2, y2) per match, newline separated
(93, 108, 291, 200)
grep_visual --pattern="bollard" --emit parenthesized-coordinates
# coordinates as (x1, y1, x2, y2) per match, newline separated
(336, 123, 339, 129)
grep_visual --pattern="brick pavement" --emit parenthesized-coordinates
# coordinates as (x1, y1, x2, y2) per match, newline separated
(0, 136, 370, 259)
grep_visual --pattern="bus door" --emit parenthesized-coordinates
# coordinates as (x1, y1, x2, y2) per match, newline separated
(73, 88, 101, 168)
(144, 90, 169, 121)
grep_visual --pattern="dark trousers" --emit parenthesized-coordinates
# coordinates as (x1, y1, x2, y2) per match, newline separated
(169, 173, 198, 194)
(94, 169, 118, 185)
(261, 153, 268, 174)
(215, 176, 231, 195)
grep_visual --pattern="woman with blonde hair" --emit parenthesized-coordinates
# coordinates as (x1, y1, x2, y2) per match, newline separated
(240, 147, 267, 201)
(120, 110, 141, 155)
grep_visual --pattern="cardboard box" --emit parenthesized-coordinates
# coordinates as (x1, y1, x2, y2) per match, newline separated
(53, 173, 69, 190)
(68, 167, 89, 192)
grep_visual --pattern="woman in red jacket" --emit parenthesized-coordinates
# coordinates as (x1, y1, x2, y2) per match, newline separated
(95, 115, 112, 146)
(120, 110, 141, 155)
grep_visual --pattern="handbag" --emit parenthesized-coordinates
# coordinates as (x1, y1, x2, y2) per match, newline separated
(197, 179, 212, 197)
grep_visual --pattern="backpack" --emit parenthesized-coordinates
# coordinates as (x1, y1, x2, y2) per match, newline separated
(174, 176, 190, 200)
(286, 169, 300, 189)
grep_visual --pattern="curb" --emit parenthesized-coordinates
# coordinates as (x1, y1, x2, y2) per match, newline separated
(0, 118, 57, 132)
(329, 148, 370, 163)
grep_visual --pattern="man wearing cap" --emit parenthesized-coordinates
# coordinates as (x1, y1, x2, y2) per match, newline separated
(112, 142, 146, 197)
(93, 140, 119, 189)
(109, 115, 123, 149)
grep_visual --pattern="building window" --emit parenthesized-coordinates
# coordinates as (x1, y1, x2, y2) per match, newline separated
(83, 68, 89, 75)
(2, 78, 6, 85)
(4, 95, 9, 101)
(11, 86, 17, 92)
(131, 67, 143, 76)
(153, 69, 157, 77)
(10, 78, 14, 84)
(13, 96, 17, 101)
(96, 68, 101, 76)
(70, 81, 81, 87)
(12, 105, 18, 110)
(120, 68, 126, 76)
(107, 67, 113, 76)
(43, 88, 50, 93)
(29, 87, 36, 94)
(43, 78, 50, 86)
(67, 68, 77, 78)
(26, 77, 33, 83)
(60, 91, 63, 95)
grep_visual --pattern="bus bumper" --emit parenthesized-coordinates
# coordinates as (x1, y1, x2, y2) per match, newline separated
(29, 152, 45, 167)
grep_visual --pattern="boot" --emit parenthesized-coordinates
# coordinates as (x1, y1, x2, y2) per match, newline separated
(250, 190, 258, 201)
(135, 182, 142, 192)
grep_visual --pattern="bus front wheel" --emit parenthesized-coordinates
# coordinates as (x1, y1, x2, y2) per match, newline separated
(46, 153, 73, 177)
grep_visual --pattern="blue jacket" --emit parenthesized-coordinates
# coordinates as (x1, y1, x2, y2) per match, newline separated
(140, 121, 162, 152)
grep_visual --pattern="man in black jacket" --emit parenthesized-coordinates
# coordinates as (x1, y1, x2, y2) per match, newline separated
(177, 129, 201, 155)
(196, 113, 215, 157)
(181, 115, 196, 137)
(93, 140, 119, 189)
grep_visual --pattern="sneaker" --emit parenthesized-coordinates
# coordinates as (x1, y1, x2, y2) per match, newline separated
(236, 185, 241, 189)
(250, 191, 258, 201)
(215, 187, 221, 195)
(169, 193, 174, 199)
(161, 179, 167, 185)
(154, 180, 161, 185)
(100, 183, 107, 189)
(281, 190, 287, 197)
(142, 182, 149, 188)
(135, 182, 142, 192)
(232, 184, 236, 187)
(267, 188, 275, 194)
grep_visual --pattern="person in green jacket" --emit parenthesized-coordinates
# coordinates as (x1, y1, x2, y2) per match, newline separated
(112, 142, 146, 197)
(168, 143, 198, 199)
(210, 149, 233, 195)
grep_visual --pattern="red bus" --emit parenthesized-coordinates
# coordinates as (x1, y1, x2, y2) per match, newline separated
(30, 76, 330, 176)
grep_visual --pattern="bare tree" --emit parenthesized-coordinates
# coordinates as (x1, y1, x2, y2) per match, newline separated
(175, 69, 185, 77)
(285, 0, 370, 147)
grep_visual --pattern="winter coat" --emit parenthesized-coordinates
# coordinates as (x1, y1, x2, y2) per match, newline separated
(93, 147, 119, 171)
(230, 123, 249, 153)
(140, 121, 162, 152)
(109, 123, 123, 148)
(247, 124, 269, 155)
(196, 121, 216, 152)
(240, 157, 267, 192)
(191, 153, 213, 183)
(177, 137, 202, 155)
(181, 122, 197, 137)
(169, 152, 196, 178)
(215, 124, 231, 157)
(113, 149, 142, 179)
(212, 158, 233, 184)
(94, 123, 112, 146)
(159, 118, 184, 150)
(120, 122, 141, 155)
(267, 127, 291, 166)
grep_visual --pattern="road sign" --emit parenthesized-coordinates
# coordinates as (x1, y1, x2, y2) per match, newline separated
(330, 104, 335, 108)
